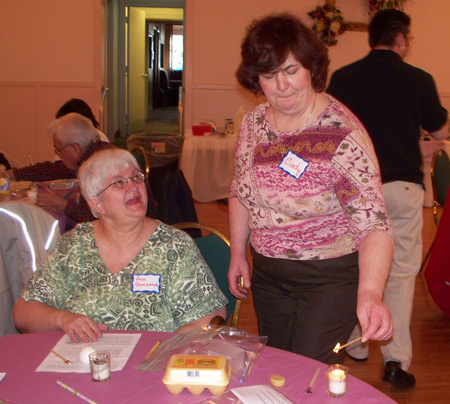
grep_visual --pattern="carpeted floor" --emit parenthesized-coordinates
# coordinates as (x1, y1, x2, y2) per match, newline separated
(146, 106, 179, 133)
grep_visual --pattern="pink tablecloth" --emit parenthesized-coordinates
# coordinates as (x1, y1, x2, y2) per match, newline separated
(0, 330, 395, 404)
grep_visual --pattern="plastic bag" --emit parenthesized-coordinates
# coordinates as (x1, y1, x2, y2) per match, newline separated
(136, 325, 268, 382)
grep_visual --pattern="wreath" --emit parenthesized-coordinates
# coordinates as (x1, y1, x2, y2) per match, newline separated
(307, 3, 349, 47)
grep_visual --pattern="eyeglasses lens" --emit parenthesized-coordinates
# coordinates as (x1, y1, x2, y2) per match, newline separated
(113, 173, 145, 189)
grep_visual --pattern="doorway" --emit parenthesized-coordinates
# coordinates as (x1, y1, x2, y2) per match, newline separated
(107, 0, 185, 139)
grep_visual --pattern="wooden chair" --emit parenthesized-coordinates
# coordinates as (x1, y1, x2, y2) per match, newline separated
(421, 149, 450, 270)
(173, 222, 240, 328)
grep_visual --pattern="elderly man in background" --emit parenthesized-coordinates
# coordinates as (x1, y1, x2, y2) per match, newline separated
(327, 9, 449, 388)
(8, 113, 115, 223)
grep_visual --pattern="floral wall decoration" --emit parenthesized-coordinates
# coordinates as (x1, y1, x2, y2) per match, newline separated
(307, 1, 349, 46)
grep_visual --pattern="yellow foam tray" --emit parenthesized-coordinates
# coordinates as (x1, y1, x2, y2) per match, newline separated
(162, 354, 231, 395)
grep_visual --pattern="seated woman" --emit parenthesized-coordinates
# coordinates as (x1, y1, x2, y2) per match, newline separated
(13, 149, 228, 342)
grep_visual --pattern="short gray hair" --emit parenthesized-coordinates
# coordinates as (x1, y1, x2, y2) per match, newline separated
(78, 149, 141, 217)
(48, 112, 99, 147)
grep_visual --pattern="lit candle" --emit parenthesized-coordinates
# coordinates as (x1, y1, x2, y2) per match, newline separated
(327, 364, 348, 398)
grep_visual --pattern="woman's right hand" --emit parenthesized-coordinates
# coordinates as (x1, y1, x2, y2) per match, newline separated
(228, 254, 250, 299)
(58, 311, 108, 343)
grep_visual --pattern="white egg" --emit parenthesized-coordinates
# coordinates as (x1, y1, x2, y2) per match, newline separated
(79, 346, 96, 365)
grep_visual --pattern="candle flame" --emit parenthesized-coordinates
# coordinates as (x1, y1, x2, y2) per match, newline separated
(333, 342, 341, 353)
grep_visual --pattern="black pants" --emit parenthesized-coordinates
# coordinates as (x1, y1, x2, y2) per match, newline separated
(251, 248, 359, 364)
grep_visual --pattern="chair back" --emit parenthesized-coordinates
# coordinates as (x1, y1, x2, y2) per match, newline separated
(129, 146, 150, 178)
(0, 201, 61, 335)
(431, 149, 450, 226)
(173, 222, 240, 328)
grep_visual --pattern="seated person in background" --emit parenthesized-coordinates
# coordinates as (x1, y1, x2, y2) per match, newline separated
(13, 148, 228, 342)
(55, 98, 109, 143)
(9, 113, 115, 223)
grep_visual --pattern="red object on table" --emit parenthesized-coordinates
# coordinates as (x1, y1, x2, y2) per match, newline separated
(192, 124, 212, 136)
(0, 330, 396, 403)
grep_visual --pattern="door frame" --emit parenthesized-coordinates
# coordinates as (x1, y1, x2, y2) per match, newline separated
(108, 0, 185, 139)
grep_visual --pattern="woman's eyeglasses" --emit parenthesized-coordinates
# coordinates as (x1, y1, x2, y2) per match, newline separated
(96, 172, 145, 196)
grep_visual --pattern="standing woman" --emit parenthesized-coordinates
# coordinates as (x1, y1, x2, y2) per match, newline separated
(227, 13, 394, 364)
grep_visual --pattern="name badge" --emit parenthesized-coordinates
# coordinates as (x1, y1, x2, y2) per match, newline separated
(132, 274, 161, 293)
(278, 150, 309, 179)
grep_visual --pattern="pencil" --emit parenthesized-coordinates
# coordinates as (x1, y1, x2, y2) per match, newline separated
(306, 367, 320, 393)
(51, 349, 71, 365)
(56, 381, 97, 404)
(144, 339, 161, 361)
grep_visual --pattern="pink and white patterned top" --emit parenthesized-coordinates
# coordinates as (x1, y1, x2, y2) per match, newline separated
(229, 95, 393, 260)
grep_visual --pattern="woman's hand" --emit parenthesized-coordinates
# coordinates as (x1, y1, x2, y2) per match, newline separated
(58, 311, 108, 343)
(357, 290, 393, 342)
(228, 197, 251, 299)
(14, 299, 107, 342)
(228, 254, 250, 299)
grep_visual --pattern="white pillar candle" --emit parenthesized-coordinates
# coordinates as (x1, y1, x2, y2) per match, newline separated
(93, 363, 110, 381)
(327, 364, 348, 398)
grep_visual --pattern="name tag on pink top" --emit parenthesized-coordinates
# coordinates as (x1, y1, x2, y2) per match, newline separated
(132, 274, 161, 293)
(278, 150, 309, 179)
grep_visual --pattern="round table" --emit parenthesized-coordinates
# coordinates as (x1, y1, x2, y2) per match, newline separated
(0, 330, 396, 403)
(180, 131, 237, 202)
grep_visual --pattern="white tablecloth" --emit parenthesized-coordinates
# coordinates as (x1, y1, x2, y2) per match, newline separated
(180, 131, 237, 202)
(420, 138, 450, 207)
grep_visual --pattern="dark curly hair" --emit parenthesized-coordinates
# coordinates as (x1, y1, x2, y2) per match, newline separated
(236, 13, 329, 95)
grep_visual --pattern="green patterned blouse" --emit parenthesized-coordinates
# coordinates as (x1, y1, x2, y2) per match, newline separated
(21, 221, 228, 332)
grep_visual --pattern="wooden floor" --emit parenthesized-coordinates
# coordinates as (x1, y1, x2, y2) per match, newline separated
(194, 200, 450, 404)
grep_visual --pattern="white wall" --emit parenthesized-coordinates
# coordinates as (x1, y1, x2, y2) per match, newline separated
(0, 0, 448, 167)
(0, 0, 103, 167)
(184, 0, 450, 130)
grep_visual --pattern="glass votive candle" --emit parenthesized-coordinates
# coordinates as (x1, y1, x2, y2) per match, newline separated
(89, 351, 111, 382)
(327, 364, 348, 398)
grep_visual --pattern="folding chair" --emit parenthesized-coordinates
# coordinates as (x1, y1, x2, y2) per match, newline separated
(173, 222, 240, 328)
(420, 149, 450, 270)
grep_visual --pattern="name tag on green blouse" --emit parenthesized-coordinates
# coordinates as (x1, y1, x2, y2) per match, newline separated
(132, 274, 161, 293)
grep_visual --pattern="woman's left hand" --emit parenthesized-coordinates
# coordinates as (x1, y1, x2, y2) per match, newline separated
(357, 291, 393, 342)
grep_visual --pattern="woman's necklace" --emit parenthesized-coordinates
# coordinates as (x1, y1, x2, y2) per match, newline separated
(275, 92, 317, 179)
(272, 91, 317, 136)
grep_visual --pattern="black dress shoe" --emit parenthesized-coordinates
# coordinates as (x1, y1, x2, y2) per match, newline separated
(383, 361, 416, 388)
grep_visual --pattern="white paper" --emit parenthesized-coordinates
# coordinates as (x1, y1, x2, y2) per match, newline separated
(36, 333, 141, 373)
(231, 385, 295, 404)
(0, 372, 5, 382)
